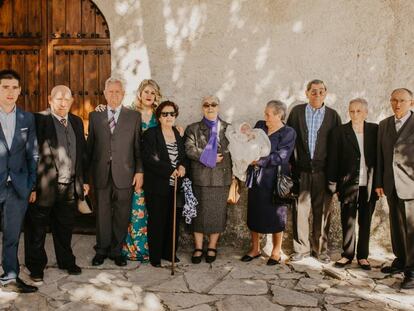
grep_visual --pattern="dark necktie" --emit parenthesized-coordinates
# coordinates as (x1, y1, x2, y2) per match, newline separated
(109, 109, 116, 133)
(60, 118, 67, 127)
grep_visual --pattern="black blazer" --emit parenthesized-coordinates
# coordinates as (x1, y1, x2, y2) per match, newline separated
(287, 103, 342, 173)
(35, 110, 88, 206)
(327, 121, 378, 204)
(142, 126, 187, 195)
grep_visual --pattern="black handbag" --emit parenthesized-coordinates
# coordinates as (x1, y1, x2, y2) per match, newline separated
(274, 166, 294, 199)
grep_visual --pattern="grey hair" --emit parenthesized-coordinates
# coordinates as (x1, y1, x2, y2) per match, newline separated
(391, 88, 413, 98)
(201, 95, 220, 105)
(266, 100, 287, 121)
(105, 76, 125, 91)
(306, 79, 327, 91)
(349, 97, 368, 110)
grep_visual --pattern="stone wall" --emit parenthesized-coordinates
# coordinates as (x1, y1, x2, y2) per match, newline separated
(92, 0, 411, 253)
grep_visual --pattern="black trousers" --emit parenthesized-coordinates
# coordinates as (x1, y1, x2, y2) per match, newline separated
(387, 190, 414, 277)
(146, 187, 180, 265)
(340, 187, 375, 260)
(24, 183, 76, 275)
(94, 172, 133, 258)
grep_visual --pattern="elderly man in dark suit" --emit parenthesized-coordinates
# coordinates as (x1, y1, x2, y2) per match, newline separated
(87, 77, 143, 267)
(0, 69, 38, 293)
(24, 85, 89, 282)
(327, 98, 378, 270)
(376, 88, 414, 289)
(287, 79, 341, 263)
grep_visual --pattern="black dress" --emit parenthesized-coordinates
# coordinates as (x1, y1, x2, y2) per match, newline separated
(246, 121, 296, 233)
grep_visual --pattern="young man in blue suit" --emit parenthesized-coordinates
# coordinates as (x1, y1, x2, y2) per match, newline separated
(0, 69, 38, 293)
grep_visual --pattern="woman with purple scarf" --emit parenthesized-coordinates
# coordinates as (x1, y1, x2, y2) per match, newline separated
(185, 95, 232, 264)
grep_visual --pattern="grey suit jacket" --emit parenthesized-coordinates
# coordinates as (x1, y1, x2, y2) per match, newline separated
(185, 119, 232, 187)
(87, 106, 143, 189)
(376, 112, 414, 199)
(0, 108, 38, 199)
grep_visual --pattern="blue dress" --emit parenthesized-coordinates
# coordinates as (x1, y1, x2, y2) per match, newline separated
(246, 121, 296, 233)
(122, 114, 157, 261)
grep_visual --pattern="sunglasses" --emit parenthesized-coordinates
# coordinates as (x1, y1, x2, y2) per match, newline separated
(160, 111, 177, 117)
(203, 103, 218, 108)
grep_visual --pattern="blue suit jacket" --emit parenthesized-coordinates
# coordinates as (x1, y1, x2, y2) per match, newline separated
(0, 107, 38, 199)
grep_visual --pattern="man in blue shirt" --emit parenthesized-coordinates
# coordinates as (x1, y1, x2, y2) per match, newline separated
(287, 79, 341, 263)
(0, 69, 38, 293)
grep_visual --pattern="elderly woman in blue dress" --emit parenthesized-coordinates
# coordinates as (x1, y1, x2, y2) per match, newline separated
(241, 100, 296, 265)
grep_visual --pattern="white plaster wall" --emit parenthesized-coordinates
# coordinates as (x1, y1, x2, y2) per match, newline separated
(94, 0, 414, 126)
(93, 0, 414, 251)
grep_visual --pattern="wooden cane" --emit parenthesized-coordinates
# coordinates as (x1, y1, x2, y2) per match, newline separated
(171, 175, 178, 275)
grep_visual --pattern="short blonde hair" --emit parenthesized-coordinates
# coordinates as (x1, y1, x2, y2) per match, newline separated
(134, 79, 162, 111)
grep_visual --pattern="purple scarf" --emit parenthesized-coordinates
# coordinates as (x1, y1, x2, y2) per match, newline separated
(199, 117, 219, 168)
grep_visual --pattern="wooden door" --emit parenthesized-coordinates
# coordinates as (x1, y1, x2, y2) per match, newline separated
(0, 0, 111, 132)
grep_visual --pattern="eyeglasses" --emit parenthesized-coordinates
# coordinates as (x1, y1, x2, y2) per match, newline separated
(309, 90, 326, 96)
(160, 111, 177, 117)
(203, 103, 218, 108)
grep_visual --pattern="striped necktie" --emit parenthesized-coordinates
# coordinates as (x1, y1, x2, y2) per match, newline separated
(109, 109, 116, 133)
(60, 118, 67, 127)
(395, 119, 402, 132)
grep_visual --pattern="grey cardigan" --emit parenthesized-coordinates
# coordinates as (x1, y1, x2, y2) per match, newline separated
(185, 119, 232, 187)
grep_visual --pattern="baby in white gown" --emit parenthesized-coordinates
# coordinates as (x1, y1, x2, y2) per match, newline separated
(226, 122, 271, 181)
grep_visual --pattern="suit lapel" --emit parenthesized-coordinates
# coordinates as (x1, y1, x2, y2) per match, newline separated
(396, 112, 414, 143)
(363, 121, 371, 160)
(344, 121, 360, 154)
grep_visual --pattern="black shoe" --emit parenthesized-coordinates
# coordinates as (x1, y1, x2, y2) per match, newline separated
(29, 273, 44, 282)
(381, 265, 404, 274)
(334, 258, 353, 268)
(191, 249, 203, 264)
(318, 254, 331, 264)
(67, 264, 82, 275)
(267, 257, 281, 266)
(150, 262, 161, 267)
(4, 278, 39, 293)
(241, 253, 261, 262)
(205, 248, 217, 263)
(401, 276, 414, 289)
(92, 254, 106, 266)
(114, 256, 127, 267)
(357, 260, 371, 271)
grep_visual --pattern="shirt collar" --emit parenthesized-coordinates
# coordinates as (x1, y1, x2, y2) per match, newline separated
(0, 105, 16, 115)
(395, 111, 412, 124)
(306, 103, 325, 113)
(51, 111, 68, 122)
(107, 104, 122, 113)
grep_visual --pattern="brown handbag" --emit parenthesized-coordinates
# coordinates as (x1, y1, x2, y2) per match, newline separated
(227, 178, 240, 205)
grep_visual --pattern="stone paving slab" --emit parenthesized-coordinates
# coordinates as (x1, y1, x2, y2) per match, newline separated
(1, 234, 414, 310)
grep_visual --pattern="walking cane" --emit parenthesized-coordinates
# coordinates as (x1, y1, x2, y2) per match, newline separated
(171, 175, 178, 275)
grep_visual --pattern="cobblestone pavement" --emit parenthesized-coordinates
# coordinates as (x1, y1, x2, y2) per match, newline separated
(1, 234, 414, 310)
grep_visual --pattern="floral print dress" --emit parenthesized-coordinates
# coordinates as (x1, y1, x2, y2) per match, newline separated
(122, 113, 157, 261)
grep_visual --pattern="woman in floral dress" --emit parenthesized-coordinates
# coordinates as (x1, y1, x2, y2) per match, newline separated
(122, 79, 161, 261)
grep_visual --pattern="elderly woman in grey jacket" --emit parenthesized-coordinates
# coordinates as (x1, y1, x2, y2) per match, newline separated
(185, 95, 232, 264)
